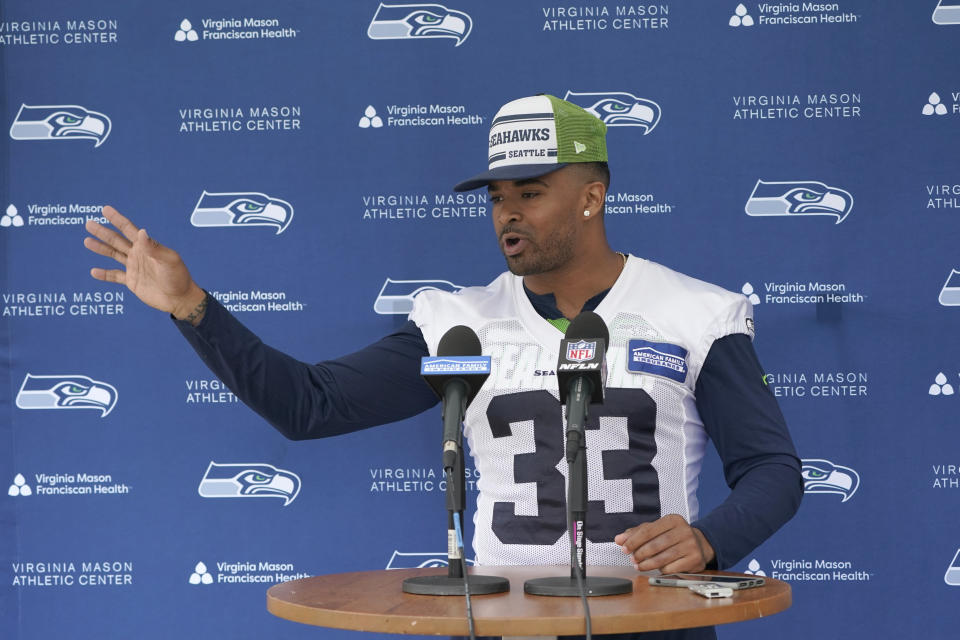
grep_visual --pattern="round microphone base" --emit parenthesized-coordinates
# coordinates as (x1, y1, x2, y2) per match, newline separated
(402, 574, 510, 596)
(523, 576, 633, 597)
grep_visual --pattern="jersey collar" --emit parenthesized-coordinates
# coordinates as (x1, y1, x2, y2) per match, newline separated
(511, 255, 642, 348)
(522, 284, 609, 334)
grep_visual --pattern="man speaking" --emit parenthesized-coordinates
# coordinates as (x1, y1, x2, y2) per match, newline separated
(84, 94, 802, 640)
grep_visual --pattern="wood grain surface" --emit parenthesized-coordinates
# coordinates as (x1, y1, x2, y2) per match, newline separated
(267, 565, 791, 636)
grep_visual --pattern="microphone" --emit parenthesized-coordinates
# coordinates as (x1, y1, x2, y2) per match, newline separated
(421, 325, 490, 472)
(524, 311, 631, 597)
(406, 327, 509, 597)
(557, 311, 608, 463)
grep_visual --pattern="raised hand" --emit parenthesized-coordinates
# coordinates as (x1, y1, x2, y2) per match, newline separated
(84, 206, 207, 322)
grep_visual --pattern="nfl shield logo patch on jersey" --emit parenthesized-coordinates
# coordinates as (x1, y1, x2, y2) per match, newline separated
(566, 340, 596, 362)
(627, 340, 689, 383)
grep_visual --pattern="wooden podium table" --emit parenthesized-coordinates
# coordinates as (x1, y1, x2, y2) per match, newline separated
(267, 566, 790, 636)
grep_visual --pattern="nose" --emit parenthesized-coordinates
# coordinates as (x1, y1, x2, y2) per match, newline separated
(498, 208, 519, 227)
(494, 198, 522, 227)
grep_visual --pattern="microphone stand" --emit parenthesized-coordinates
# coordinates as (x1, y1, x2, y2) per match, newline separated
(402, 397, 509, 596)
(524, 377, 633, 597)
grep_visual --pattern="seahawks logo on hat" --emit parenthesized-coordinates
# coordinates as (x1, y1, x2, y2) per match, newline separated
(16, 374, 118, 417)
(190, 191, 294, 235)
(367, 3, 472, 46)
(10, 104, 111, 147)
(563, 91, 661, 134)
(454, 94, 607, 192)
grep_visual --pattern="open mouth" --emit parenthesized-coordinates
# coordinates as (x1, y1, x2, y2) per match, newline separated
(501, 232, 529, 257)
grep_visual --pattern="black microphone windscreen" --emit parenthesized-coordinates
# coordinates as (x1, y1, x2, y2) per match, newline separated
(564, 311, 609, 352)
(437, 325, 482, 357)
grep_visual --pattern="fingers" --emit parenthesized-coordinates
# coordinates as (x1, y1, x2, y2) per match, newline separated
(138, 228, 163, 252)
(90, 267, 126, 285)
(635, 537, 698, 574)
(102, 205, 141, 243)
(615, 517, 674, 552)
(616, 515, 706, 573)
(85, 217, 132, 255)
(622, 525, 681, 568)
(83, 236, 126, 264)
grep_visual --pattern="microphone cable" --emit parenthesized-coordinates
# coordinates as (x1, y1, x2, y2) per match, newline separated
(567, 458, 592, 640)
(449, 469, 477, 640)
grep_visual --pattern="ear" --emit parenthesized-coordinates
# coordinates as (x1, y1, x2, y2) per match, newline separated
(581, 180, 607, 217)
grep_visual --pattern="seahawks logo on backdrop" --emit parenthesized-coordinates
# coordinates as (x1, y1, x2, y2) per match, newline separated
(801, 458, 859, 502)
(385, 550, 475, 569)
(367, 3, 472, 46)
(9, 104, 112, 147)
(745, 180, 853, 224)
(197, 462, 301, 506)
(563, 91, 662, 134)
(939, 269, 960, 306)
(15, 374, 118, 417)
(945, 548, 960, 586)
(190, 191, 294, 235)
(933, 0, 960, 25)
(374, 278, 464, 315)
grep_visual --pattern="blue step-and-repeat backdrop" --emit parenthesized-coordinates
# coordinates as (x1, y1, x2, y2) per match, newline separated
(2, 1, 959, 638)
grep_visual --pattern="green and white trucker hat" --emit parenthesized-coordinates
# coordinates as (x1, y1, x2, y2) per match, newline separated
(453, 94, 608, 192)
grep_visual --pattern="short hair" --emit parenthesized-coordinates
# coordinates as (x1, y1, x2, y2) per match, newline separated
(573, 162, 610, 215)
(576, 161, 610, 188)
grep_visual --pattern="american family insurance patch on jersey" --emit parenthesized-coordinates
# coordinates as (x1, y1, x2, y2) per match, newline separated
(627, 340, 688, 382)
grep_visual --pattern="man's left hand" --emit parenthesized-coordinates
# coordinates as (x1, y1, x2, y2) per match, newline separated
(614, 514, 715, 573)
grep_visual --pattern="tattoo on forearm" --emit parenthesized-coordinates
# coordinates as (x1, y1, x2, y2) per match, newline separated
(184, 295, 208, 325)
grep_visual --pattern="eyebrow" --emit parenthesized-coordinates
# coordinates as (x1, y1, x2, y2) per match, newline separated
(514, 178, 549, 187)
(488, 178, 549, 193)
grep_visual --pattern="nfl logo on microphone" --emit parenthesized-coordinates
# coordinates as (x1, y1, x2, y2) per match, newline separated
(567, 340, 596, 362)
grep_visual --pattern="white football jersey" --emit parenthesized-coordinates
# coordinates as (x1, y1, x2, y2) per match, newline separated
(409, 256, 753, 566)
